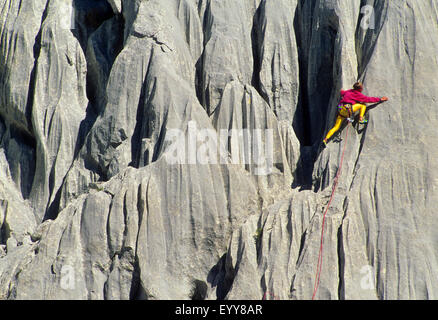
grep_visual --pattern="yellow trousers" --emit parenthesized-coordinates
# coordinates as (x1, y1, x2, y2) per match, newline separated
(324, 104, 366, 141)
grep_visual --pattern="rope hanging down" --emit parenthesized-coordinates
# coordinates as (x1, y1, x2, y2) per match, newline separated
(312, 124, 351, 300)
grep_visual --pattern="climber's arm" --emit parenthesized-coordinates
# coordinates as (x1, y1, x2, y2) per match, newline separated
(356, 91, 386, 103)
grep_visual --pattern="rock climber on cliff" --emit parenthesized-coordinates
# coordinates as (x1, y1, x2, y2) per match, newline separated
(323, 82, 388, 146)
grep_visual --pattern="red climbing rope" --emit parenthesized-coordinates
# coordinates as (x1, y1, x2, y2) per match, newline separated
(312, 124, 350, 300)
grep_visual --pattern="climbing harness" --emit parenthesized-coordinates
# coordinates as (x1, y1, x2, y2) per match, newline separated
(312, 123, 351, 300)
(338, 103, 354, 123)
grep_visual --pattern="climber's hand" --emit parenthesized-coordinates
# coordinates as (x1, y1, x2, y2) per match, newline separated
(381, 96, 388, 102)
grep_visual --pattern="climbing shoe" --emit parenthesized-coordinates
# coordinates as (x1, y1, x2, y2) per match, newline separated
(359, 118, 368, 125)
(322, 139, 328, 147)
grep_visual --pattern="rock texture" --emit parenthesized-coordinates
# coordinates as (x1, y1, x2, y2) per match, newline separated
(1, 0, 438, 300)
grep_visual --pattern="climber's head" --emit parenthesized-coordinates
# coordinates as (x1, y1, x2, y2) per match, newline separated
(353, 82, 364, 92)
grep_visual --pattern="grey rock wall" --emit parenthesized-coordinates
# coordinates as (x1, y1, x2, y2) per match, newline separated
(1, 0, 438, 300)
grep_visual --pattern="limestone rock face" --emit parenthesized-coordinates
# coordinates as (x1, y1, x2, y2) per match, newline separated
(1, 0, 438, 300)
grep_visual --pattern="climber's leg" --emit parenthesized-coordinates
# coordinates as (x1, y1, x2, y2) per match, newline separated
(352, 103, 367, 121)
(324, 115, 344, 143)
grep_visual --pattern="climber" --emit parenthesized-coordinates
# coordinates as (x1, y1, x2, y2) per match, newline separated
(322, 82, 388, 146)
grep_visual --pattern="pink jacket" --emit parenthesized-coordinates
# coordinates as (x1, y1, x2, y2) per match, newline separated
(339, 89, 381, 105)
